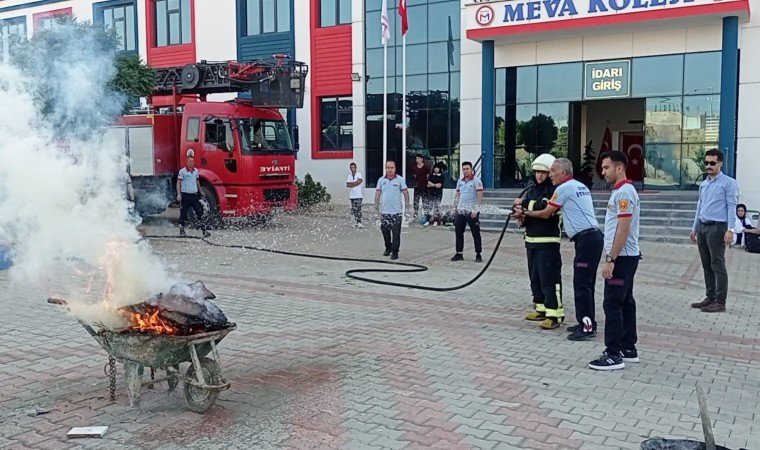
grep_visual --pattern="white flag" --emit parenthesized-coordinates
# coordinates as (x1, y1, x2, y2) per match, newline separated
(381, 0, 390, 46)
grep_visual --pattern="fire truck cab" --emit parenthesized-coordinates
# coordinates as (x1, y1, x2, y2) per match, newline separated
(109, 56, 307, 224)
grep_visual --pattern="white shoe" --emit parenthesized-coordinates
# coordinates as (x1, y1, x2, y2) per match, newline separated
(423, 221, 429, 227)
(357, 222, 364, 229)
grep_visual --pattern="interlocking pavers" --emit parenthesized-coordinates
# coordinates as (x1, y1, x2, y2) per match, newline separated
(0, 211, 758, 449)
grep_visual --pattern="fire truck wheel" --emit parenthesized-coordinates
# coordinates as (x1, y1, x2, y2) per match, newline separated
(189, 186, 222, 229)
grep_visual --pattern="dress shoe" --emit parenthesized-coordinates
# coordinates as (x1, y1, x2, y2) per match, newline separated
(701, 303, 726, 313)
(691, 298, 714, 309)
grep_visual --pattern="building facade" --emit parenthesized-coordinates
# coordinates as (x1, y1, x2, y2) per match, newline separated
(3, 0, 757, 204)
(464, 0, 758, 204)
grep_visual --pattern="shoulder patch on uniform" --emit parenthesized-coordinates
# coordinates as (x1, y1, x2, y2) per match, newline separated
(550, 192, 558, 202)
(618, 199, 629, 212)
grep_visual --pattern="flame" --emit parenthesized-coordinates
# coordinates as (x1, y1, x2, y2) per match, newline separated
(127, 306, 177, 334)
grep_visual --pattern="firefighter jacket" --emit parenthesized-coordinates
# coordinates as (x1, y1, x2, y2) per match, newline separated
(520, 178, 562, 247)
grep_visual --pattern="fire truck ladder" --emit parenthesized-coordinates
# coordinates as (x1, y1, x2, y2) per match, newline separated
(152, 55, 309, 109)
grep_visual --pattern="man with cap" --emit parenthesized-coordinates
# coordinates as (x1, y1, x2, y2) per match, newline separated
(513, 153, 564, 329)
(516, 158, 602, 341)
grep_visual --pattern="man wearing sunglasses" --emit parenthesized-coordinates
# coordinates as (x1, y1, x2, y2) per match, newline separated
(689, 148, 739, 313)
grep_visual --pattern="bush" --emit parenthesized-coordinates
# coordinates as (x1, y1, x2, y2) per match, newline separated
(295, 173, 331, 209)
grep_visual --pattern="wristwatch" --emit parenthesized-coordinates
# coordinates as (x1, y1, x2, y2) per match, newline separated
(605, 254, 616, 263)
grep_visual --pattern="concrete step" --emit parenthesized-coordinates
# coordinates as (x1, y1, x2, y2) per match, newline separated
(485, 198, 699, 210)
(483, 189, 699, 202)
(479, 213, 694, 244)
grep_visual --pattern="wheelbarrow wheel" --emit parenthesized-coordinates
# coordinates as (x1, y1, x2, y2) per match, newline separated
(183, 357, 221, 413)
(167, 364, 180, 392)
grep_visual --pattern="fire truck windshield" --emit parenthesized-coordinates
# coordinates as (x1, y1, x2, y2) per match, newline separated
(239, 119, 293, 154)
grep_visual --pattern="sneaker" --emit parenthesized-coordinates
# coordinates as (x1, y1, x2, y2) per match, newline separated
(691, 298, 714, 309)
(525, 311, 546, 321)
(539, 318, 561, 330)
(179, 228, 187, 237)
(701, 302, 726, 313)
(567, 324, 581, 333)
(588, 352, 625, 371)
(433, 222, 439, 227)
(383, 250, 391, 257)
(202, 230, 211, 238)
(621, 349, 639, 363)
(568, 330, 596, 341)
(451, 253, 464, 261)
(390, 252, 399, 260)
(423, 221, 429, 227)
(357, 222, 364, 229)
(475, 254, 483, 263)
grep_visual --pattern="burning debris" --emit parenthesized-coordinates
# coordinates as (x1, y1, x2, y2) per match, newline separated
(118, 281, 230, 336)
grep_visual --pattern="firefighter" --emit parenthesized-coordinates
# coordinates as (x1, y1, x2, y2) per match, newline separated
(513, 153, 564, 329)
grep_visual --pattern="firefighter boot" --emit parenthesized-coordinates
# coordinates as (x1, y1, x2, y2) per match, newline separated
(525, 301, 546, 321)
(539, 318, 562, 330)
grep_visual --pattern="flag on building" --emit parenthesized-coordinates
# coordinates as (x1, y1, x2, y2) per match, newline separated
(596, 125, 613, 178)
(381, 0, 390, 45)
(398, 0, 408, 35)
(447, 16, 455, 66)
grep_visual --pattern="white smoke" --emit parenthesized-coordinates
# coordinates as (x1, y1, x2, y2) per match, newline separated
(0, 22, 175, 327)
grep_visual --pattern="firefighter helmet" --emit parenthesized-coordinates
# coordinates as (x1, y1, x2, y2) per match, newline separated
(532, 153, 556, 172)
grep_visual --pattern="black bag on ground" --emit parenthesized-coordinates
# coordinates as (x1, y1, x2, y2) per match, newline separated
(745, 233, 760, 253)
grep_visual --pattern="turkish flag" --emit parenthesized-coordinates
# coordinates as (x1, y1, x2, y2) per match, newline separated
(622, 134, 645, 182)
(596, 125, 612, 178)
(398, 0, 408, 36)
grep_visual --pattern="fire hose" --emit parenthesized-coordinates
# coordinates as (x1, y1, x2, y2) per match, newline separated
(145, 185, 530, 292)
(147, 213, 512, 292)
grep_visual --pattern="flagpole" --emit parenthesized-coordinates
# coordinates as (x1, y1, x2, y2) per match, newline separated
(447, 16, 453, 177)
(402, 33, 407, 183)
(383, 40, 388, 165)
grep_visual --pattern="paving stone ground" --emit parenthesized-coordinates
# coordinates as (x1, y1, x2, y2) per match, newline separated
(1, 208, 758, 450)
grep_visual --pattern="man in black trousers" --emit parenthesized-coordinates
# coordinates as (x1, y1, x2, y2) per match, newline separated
(450, 161, 484, 263)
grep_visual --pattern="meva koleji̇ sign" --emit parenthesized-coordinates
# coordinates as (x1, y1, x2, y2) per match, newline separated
(466, 0, 748, 35)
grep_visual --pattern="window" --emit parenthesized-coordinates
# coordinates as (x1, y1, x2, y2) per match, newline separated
(95, 1, 137, 52)
(155, 0, 191, 47)
(537, 63, 582, 102)
(239, 119, 293, 153)
(683, 52, 721, 95)
(33, 9, 72, 31)
(320, 97, 353, 151)
(320, 0, 351, 27)
(186, 117, 200, 141)
(632, 54, 683, 97)
(246, 0, 290, 36)
(0, 17, 26, 63)
(364, 0, 461, 187)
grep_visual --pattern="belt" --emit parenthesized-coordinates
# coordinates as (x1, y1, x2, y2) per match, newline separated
(570, 227, 600, 242)
(700, 220, 726, 226)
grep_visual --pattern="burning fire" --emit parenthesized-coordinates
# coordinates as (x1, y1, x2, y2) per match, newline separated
(126, 306, 177, 334)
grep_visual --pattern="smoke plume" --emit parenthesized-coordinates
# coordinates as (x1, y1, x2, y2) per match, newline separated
(0, 22, 175, 327)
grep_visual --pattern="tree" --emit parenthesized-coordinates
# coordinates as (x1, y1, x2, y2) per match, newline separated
(9, 15, 155, 138)
(518, 113, 558, 156)
(579, 140, 595, 188)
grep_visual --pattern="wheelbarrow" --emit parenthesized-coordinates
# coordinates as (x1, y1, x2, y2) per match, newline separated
(48, 298, 236, 413)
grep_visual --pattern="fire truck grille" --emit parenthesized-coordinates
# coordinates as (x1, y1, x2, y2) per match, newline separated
(264, 188, 290, 203)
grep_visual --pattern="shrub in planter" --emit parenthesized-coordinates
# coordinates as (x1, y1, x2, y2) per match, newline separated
(295, 173, 331, 209)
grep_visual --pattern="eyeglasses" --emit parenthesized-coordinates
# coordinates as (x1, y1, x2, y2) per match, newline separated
(703, 161, 719, 166)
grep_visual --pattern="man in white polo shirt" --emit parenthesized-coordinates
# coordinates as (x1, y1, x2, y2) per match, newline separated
(374, 160, 410, 260)
(589, 151, 641, 371)
(518, 158, 603, 342)
(346, 162, 364, 228)
(177, 154, 210, 238)
(451, 161, 484, 262)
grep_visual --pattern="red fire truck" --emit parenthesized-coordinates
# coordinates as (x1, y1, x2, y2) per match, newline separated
(108, 55, 307, 224)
